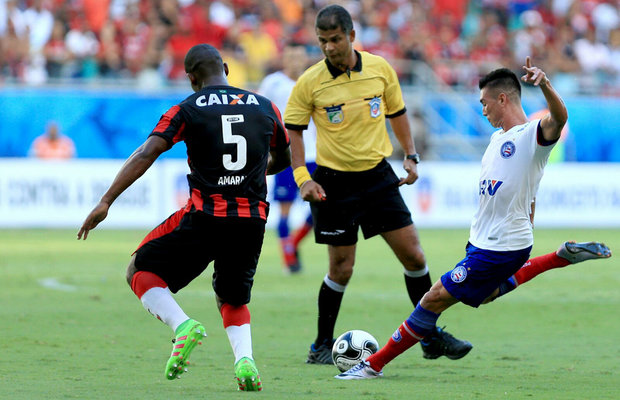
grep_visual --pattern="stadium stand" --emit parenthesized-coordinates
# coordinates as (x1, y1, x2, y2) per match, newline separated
(0, 0, 618, 161)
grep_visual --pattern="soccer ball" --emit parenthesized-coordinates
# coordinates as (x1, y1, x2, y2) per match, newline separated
(331, 330, 379, 372)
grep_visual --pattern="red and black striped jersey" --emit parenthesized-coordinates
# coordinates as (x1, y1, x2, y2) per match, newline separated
(150, 85, 290, 220)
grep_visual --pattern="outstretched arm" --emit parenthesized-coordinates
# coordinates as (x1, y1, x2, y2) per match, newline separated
(77, 135, 169, 240)
(521, 56, 568, 143)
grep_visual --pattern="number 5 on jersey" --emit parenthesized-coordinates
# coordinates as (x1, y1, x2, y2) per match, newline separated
(221, 114, 247, 171)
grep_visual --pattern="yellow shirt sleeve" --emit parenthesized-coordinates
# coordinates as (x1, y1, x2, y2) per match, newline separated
(382, 59, 406, 116)
(284, 75, 313, 128)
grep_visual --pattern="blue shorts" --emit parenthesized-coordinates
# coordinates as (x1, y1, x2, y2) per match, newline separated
(273, 162, 317, 202)
(440, 243, 532, 308)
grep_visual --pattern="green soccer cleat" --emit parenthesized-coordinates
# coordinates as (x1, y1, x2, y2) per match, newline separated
(165, 319, 207, 380)
(234, 357, 262, 391)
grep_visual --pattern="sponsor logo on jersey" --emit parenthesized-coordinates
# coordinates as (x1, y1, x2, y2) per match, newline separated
(368, 97, 381, 118)
(217, 175, 246, 185)
(325, 105, 344, 124)
(500, 141, 516, 158)
(196, 93, 259, 107)
(479, 179, 503, 196)
(450, 265, 467, 283)
(391, 328, 402, 342)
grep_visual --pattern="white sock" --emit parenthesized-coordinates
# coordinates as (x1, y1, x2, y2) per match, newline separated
(324, 274, 346, 292)
(404, 265, 429, 278)
(225, 324, 252, 364)
(140, 287, 189, 332)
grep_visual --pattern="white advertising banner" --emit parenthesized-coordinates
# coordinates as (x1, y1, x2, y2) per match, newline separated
(0, 159, 163, 228)
(1, 159, 619, 229)
(396, 161, 620, 228)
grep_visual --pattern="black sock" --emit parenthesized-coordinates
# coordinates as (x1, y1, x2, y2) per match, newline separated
(315, 281, 344, 346)
(404, 272, 432, 306)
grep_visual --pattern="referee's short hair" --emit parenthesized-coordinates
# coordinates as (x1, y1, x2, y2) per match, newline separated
(316, 4, 353, 34)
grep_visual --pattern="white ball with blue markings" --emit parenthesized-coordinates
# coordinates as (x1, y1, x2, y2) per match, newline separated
(332, 330, 379, 372)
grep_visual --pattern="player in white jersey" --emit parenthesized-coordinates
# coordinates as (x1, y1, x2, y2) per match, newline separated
(258, 43, 317, 273)
(335, 57, 612, 379)
(470, 117, 550, 251)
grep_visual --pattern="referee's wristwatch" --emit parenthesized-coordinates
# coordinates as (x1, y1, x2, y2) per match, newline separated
(405, 153, 421, 164)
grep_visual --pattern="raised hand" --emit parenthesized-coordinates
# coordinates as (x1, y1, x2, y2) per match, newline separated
(521, 56, 548, 86)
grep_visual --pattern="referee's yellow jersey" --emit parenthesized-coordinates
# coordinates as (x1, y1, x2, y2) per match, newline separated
(284, 50, 406, 172)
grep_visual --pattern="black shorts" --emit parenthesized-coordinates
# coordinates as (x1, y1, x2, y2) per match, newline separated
(134, 210, 265, 306)
(311, 159, 413, 246)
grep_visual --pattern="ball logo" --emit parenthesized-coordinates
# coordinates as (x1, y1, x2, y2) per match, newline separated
(391, 328, 402, 342)
(500, 141, 516, 158)
(450, 265, 467, 283)
(336, 341, 348, 353)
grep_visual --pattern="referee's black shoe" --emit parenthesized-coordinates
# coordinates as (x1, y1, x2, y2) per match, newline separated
(420, 326, 473, 360)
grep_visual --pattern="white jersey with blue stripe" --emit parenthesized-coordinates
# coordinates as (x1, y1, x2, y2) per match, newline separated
(469, 119, 556, 251)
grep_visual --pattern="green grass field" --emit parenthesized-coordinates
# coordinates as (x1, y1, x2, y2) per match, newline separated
(1, 228, 618, 399)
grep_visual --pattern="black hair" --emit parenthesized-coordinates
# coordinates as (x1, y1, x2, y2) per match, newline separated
(184, 44, 224, 78)
(479, 68, 521, 98)
(315, 4, 353, 34)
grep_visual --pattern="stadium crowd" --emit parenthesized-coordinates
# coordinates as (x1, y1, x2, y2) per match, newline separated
(0, 0, 619, 94)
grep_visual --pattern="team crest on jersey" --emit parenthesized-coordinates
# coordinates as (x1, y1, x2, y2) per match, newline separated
(500, 141, 516, 158)
(368, 97, 381, 118)
(450, 265, 467, 283)
(325, 105, 344, 124)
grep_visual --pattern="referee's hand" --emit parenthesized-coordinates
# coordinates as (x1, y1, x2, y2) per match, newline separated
(300, 180, 327, 202)
(400, 159, 419, 186)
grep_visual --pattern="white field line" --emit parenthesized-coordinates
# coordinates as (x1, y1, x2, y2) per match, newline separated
(38, 277, 78, 292)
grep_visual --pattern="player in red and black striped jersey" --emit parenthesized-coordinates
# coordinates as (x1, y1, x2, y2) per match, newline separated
(77, 44, 290, 390)
(151, 81, 289, 220)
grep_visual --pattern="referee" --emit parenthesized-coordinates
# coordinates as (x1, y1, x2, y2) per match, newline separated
(284, 4, 472, 364)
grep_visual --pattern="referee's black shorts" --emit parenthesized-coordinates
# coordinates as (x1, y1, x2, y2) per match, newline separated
(134, 211, 265, 306)
(310, 159, 413, 246)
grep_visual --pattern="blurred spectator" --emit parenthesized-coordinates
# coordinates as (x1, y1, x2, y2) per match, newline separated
(591, 1, 619, 43)
(574, 26, 613, 75)
(210, 0, 235, 28)
(513, 10, 546, 64)
(237, 15, 278, 82)
(1, 0, 28, 81)
(23, 0, 53, 54)
(97, 20, 122, 78)
(65, 15, 100, 78)
(43, 18, 69, 78)
(29, 121, 76, 159)
(82, 0, 110, 36)
(118, 3, 152, 77)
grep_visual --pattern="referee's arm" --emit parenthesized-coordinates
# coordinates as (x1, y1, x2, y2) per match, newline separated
(389, 112, 419, 186)
(289, 128, 326, 202)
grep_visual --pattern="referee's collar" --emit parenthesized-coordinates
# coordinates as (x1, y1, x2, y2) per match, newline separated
(325, 50, 362, 79)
